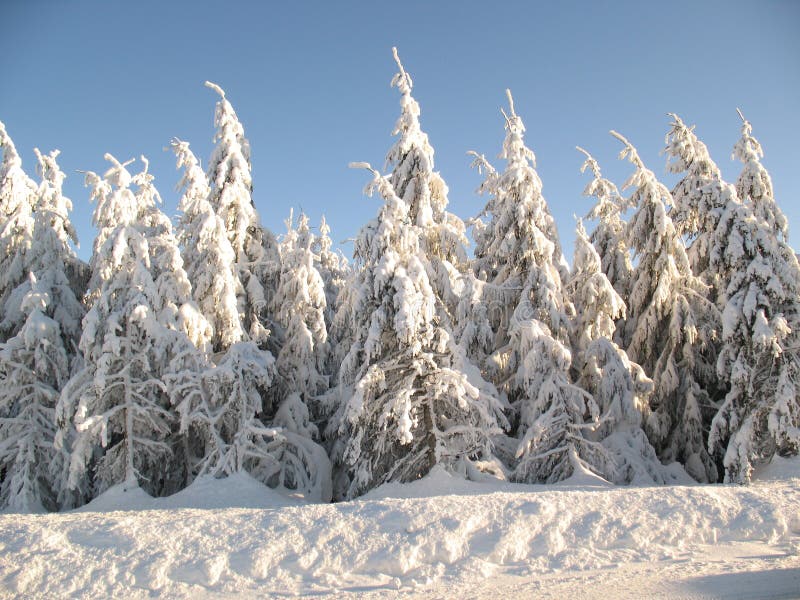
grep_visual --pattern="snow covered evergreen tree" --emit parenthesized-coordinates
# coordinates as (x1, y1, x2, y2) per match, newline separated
(733, 110, 789, 242)
(313, 214, 350, 390)
(385, 49, 470, 319)
(172, 139, 243, 354)
(0, 146, 86, 373)
(329, 164, 507, 499)
(0, 275, 68, 512)
(613, 131, 721, 483)
(273, 211, 328, 428)
(61, 155, 209, 499)
(472, 93, 570, 291)
(664, 114, 738, 302)
(205, 81, 279, 349)
(454, 271, 495, 380)
(469, 91, 573, 366)
(708, 196, 800, 483)
(577, 146, 633, 303)
(0, 122, 38, 343)
(468, 92, 604, 483)
(313, 215, 348, 331)
(568, 220, 678, 484)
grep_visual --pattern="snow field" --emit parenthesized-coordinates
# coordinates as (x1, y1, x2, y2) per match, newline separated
(1, 464, 798, 598)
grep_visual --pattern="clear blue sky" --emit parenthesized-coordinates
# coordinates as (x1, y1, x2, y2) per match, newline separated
(2, 1, 798, 262)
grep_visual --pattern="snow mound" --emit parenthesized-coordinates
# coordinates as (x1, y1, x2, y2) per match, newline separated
(753, 454, 800, 483)
(363, 461, 625, 502)
(362, 465, 510, 500)
(2, 476, 798, 598)
(77, 482, 157, 512)
(78, 472, 302, 513)
(156, 472, 301, 510)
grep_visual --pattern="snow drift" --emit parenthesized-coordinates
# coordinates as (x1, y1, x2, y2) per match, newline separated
(1, 458, 798, 598)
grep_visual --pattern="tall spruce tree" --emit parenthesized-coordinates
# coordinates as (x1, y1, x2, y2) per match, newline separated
(0, 122, 38, 343)
(0, 275, 69, 512)
(273, 211, 328, 428)
(385, 49, 470, 319)
(613, 131, 721, 482)
(568, 220, 677, 484)
(733, 110, 789, 242)
(664, 114, 738, 303)
(709, 183, 800, 483)
(470, 92, 603, 483)
(329, 164, 507, 499)
(577, 146, 634, 304)
(172, 139, 243, 354)
(205, 82, 278, 348)
(61, 156, 209, 499)
(313, 214, 350, 389)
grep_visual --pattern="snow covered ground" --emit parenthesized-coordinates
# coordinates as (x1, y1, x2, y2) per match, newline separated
(1, 459, 798, 599)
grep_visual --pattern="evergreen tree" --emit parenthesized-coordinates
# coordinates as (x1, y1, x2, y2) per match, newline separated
(472, 92, 570, 290)
(313, 214, 350, 389)
(205, 81, 279, 348)
(468, 90, 573, 385)
(273, 211, 328, 426)
(576, 146, 633, 303)
(329, 164, 507, 499)
(0, 275, 68, 512)
(0, 148, 86, 366)
(709, 199, 800, 483)
(313, 215, 348, 332)
(172, 139, 243, 354)
(733, 109, 789, 241)
(469, 92, 602, 483)
(385, 49, 470, 319)
(0, 122, 37, 343)
(61, 156, 208, 499)
(613, 131, 720, 482)
(454, 271, 495, 380)
(568, 221, 675, 484)
(664, 114, 738, 302)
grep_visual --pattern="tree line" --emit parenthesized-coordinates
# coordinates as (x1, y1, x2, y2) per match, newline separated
(0, 49, 797, 512)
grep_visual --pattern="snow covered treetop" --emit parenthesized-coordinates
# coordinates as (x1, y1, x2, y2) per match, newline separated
(733, 109, 787, 239)
(733, 109, 771, 199)
(0, 120, 38, 218)
(664, 113, 720, 179)
(171, 139, 210, 213)
(577, 146, 627, 220)
(206, 80, 251, 167)
(34, 148, 66, 194)
(391, 47, 413, 96)
(33, 148, 77, 244)
(0, 121, 22, 172)
(500, 89, 537, 171)
(131, 156, 163, 213)
(611, 130, 673, 209)
(85, 154, 137, 234)
(387, 48, 432, 176)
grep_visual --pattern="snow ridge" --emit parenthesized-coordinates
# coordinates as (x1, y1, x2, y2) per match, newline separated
(0, 464, 798, 598)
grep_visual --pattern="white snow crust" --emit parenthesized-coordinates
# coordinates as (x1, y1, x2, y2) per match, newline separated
(1, 458, 798, 598)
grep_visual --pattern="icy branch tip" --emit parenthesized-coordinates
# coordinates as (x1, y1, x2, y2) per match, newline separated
(736, 107, 747, 123)
(576, 145, 591, 159)
(505, 89, 516, 117)
(609, 130, 629, 146)
(205, 81, 225, 98)
(349, 161, 372, 171)
(103, 153, 136, 169)
(667, 112, 683, 124)
(391, 47, 403, 71)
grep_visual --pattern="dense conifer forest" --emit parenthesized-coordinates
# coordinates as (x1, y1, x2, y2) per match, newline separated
(1, 50, 797, 512)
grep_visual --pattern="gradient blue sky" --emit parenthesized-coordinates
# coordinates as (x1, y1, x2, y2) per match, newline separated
(2, 1, 798, 262)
